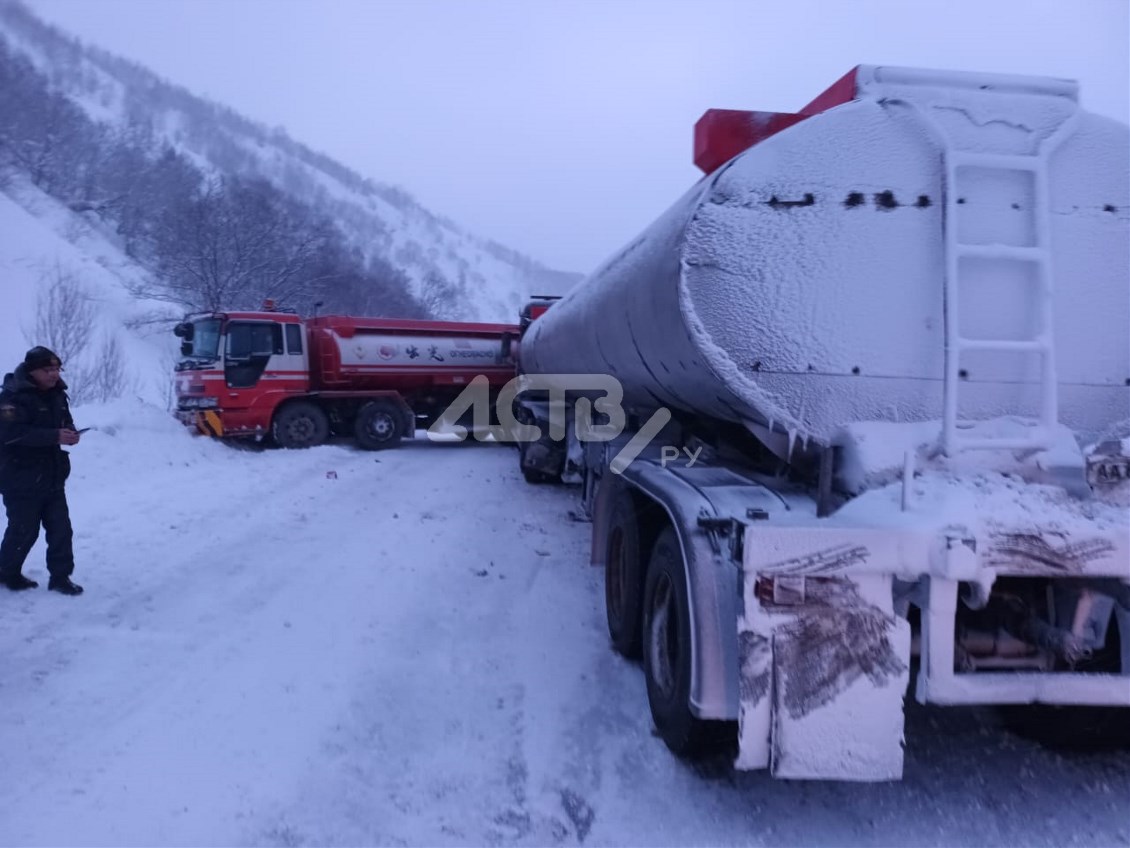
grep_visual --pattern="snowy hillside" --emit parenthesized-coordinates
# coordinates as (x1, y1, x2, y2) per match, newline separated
(0, 177, 178, 404)
(0, 1, 581, 324)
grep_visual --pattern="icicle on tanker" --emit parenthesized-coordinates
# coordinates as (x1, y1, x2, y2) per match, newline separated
(514, 66, 1130, 781)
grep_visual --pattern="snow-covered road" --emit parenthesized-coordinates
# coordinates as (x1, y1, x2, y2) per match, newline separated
(0, 404, 1127, 846)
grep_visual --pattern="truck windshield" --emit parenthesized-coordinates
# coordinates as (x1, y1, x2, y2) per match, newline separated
(185, 319, 221, 360)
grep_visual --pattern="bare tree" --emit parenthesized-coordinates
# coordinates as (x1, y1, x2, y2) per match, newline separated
(20, 261, 132, 405)
(122, 306, 183, 333)
(24, 260, 96, 365)
(140, 176, 337, 311)
(0, 48, 90, 195)
(157, 342, 182, 411)
(71, 333, 128, 405)
(419, 271, 460, 320)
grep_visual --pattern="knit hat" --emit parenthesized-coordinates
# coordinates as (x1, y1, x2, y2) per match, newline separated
(24, 346, 62, 371)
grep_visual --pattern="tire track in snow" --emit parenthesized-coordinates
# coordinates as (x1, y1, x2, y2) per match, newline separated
(241, 446, 607, 846)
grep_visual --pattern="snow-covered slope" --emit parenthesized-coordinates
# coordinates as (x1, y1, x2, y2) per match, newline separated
(0, 178, 177, 403)
(0, 2, 581, 323)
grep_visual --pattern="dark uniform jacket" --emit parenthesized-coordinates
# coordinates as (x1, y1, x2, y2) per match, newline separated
(0, 365, 74, 495)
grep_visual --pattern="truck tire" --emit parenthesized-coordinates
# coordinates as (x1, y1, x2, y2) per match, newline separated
(520, 462, 557, 485)
(518, 441, 560, 484)
(272, 401, 329, 449)
(605, 492, 644, 658)
(355, 400, 404, 450)
(643, 527, 737, 759)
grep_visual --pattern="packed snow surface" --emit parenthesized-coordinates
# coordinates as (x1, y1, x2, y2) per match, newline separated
(1, 404, 1128, 846)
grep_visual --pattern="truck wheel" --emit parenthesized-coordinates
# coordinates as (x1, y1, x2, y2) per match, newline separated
(518, 441, 560, 484)
(605, 492, 644, 658)
(355, 400, 403, 450)
(522, 467, 554, 484)
(272, 401, 329, 449)
(643, 527, 737, 758)
(521, 464, 557, 485)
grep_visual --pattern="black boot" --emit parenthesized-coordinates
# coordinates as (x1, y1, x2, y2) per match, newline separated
(48, 576, 83, 596)
(2, 574, 38, 591)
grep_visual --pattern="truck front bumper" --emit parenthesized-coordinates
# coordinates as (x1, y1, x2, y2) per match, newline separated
(176, 409, 223, 437)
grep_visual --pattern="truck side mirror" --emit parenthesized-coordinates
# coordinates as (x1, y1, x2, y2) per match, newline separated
(180, 341, 193, 356)
(174, 322, 194, 341)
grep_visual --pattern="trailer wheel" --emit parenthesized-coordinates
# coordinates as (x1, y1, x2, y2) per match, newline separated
(272, 401, 329, 449)
(605, 492, 644, 658)
(643, 527, 737, 758)
(355, 400, 404, 450)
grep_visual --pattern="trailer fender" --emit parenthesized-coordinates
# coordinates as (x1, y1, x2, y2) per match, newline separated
(596, 461, 754, 728)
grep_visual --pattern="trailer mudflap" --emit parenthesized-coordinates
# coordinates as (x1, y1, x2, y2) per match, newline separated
(771, 610, 910, 780)
(737, 570, 911, 781)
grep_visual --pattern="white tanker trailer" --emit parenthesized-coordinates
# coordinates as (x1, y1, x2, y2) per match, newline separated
(514, 66, 1130, 780)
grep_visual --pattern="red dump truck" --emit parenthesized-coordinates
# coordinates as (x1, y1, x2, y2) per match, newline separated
(173, 307, 517, 449)
(513, 65, 1130, 780)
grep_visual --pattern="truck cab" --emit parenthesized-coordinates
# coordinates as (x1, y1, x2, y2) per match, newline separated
(173, 309, 309, 439)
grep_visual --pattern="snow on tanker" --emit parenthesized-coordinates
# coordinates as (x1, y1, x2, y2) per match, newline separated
(513, 66, 1130, 780)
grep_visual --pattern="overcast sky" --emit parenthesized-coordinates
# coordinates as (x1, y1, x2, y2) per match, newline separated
(26, 0, 1130, 273)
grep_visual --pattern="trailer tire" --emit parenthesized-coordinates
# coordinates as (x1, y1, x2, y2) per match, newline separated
(605, 492, 644, 658)
(355, 400, 404, 450)
(272, 401, 329, 449)
(643, 527, 737, 759)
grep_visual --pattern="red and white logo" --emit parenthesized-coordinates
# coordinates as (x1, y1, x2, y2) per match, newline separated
(378, 344, 397, 360)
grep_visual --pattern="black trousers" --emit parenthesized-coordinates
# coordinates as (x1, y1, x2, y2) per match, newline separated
(0, 489, 75, 580)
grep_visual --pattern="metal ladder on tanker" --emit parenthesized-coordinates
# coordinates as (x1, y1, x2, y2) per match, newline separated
(931, 107, 1082, 455)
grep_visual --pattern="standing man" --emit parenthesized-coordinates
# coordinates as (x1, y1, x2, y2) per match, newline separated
(0, 346, 84, 595)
